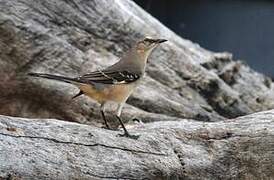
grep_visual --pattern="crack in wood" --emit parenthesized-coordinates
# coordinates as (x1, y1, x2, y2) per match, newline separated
(2, 168, 138, 180)
(0, 132, 167, 156)
(80, 170, 139, 180)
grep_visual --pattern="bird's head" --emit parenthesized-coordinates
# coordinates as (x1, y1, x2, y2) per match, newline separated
(136, 37, 167, 54)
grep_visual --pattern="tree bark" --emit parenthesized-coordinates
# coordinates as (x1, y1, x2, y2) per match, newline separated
(0, 110, 274, 179)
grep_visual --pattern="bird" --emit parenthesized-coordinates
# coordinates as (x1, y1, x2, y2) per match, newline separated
(28, 37, 167, 139)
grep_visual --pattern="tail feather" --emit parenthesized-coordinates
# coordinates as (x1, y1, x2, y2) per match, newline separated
(28, 72, 80, 84)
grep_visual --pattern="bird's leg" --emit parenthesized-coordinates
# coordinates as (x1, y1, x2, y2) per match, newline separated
(116, 103, 139, 139)
(116, 115, 139, 139)
(100, 103, 110, 129)
(101, 110, 110, 129)
(115, 115, 130, 135)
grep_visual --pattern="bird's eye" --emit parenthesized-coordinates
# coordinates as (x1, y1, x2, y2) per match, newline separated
(144, 38, 155, 44)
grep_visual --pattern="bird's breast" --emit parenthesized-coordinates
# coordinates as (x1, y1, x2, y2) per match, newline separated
(79, 83, 138, 104)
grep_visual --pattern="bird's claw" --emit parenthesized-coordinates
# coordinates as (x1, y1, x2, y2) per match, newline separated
(117, 132, 140, 139)
(132, 118, 142, 123)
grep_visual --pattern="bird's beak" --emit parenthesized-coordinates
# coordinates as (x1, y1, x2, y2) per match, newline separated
(157, 39, 168, 43)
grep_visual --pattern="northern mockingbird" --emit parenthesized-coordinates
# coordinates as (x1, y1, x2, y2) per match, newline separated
(28, 37, 167, 139)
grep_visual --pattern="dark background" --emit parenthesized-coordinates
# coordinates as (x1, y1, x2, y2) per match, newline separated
(134, 0, 274, 78)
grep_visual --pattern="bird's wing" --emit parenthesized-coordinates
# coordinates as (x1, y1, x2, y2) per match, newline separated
(77, 69, 141, 85)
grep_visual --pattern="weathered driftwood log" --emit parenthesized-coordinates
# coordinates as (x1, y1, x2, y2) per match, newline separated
(0, 110, 274, 179)
(1, 0, 274, 125)
(1, 1, 274, 179)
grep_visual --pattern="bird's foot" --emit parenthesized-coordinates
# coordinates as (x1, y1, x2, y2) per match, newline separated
(132, 118, 142, 123)
(117, 132, 140, 139)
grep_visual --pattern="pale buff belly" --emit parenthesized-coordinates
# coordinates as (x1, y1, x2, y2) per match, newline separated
(79, 83, 136, 104)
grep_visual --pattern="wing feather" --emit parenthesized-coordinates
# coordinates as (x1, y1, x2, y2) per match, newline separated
(78, 70, 140, 85)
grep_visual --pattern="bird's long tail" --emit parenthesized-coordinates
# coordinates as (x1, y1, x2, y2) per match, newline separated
(28, 72, 81, 84)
